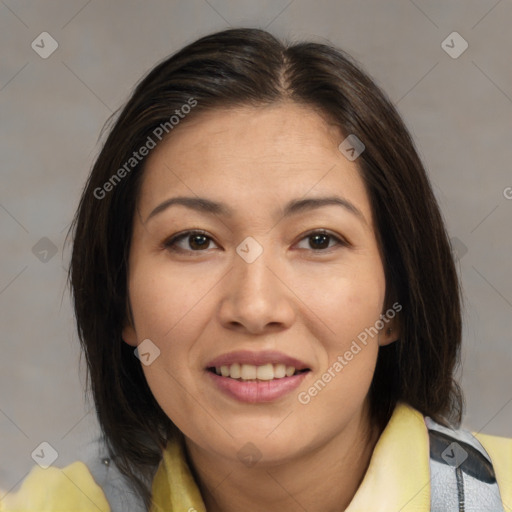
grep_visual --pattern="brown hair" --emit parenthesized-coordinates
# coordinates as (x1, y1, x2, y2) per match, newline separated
(68, 27, 464, 508)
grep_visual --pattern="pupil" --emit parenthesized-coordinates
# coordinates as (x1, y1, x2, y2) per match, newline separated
(187, 234, 330, 250)
(190, 235, 208, 250)
(311, 234, 329, 249)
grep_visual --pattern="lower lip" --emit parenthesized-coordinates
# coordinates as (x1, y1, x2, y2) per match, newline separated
(206, 370, 309, 403)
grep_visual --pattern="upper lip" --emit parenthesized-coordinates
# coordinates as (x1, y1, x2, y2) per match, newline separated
(206, 350, 310, 370)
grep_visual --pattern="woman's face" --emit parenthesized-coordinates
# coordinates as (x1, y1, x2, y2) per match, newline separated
(123, 102, 398, 465)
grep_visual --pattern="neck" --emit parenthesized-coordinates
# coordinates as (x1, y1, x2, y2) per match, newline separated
(183, 400, 382, 512)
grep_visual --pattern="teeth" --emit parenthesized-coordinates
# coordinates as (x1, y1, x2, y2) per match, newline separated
(230, 363, 241, 379)
(256, 363, 274, 381)
(213, 363, 301, 380)
(241, 364, 257, 380)
(274, 364, 286, 378)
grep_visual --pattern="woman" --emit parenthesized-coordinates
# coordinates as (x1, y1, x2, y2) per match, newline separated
(2, 28, 510, 512)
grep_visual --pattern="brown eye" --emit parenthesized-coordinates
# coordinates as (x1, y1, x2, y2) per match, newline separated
(187, 234, 210, 250)
(309, 233, 330, 249)
(164, 230, 218, 253)
(295, 230, 348, 251)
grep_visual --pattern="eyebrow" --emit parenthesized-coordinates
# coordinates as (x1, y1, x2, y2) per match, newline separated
(145, 195, 367, 226)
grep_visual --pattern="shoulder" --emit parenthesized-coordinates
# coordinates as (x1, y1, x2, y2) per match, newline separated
(0, 460, 111, 511)
(1, 436, 149, 512)
(424, 412, 512, 512)
(474, 430, 512, 461)
(474, 431, 512, 510)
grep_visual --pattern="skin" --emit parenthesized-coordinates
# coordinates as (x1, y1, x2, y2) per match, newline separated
(122, 101, 400, 512)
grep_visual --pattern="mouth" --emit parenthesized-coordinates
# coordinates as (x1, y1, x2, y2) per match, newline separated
(207, 363, 311, 381)
(204, 350, 312, 403)
(205, 363, 311, 403)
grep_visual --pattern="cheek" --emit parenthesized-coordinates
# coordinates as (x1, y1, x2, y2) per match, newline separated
(334, 283, 385, 343)
(127, 266, 210, 432)
(128, 260, 215, 341)
(127, 259, 220, 388)
(298, 257, 385, 393)
(298, 280, 382, 428)
(298, 257, 386, 348)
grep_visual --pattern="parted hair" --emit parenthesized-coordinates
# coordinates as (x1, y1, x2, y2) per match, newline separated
(68, 27, 464, 508)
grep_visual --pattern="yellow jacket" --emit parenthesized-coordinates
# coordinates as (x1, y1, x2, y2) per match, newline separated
(1, 402, 511, 511)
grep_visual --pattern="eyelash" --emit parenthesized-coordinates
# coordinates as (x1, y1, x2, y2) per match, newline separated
(162, 229, 349, 255)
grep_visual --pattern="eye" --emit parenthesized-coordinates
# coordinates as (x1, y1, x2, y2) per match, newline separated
(163, 229, 348, 254)
(295, 230, 348, 251)
(163, 230, 219, 253)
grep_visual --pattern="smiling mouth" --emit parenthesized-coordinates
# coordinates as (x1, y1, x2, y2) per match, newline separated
(207, 363, 311, 381)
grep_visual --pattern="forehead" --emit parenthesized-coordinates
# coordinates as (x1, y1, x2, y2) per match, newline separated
(145, 102, 343, 169)
(138, 102, 373, 225)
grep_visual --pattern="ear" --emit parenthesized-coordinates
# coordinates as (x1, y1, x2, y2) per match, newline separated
(122, 323, 138, 347)
(378, 300, 402, 347)
(121, 301, 138, 347)
(378, 316, 400, 347)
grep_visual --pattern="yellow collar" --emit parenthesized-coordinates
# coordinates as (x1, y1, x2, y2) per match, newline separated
(150, 401, 430, 512)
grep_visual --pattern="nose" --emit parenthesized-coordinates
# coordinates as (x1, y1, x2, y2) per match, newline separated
(217, 250, 296, 334)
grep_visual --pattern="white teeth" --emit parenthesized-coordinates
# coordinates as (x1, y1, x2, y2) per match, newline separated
(241, 364, 257, 380)
(274, 364, 286, 378)
(230, 363, 241, 379)
(213, 363, 304, 380)
(256, 363, 274, 381)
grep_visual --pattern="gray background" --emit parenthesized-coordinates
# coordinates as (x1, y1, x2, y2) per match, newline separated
(1, 0, 511, 497)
